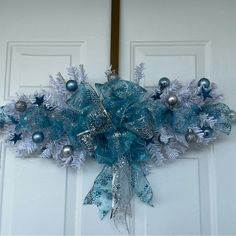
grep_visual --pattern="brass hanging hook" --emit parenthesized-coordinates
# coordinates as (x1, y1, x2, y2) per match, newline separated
(110, 0, 120, 74)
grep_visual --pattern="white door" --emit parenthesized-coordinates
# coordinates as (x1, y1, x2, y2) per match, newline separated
(0, 0, 113, 235)
(1, 1, 236, 236)
(120, 0, 236, 235)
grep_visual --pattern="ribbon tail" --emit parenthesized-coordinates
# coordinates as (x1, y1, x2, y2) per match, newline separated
(83, 165, 113, 219)
(110, 156, 133, 232)
(131, 162, 154, 206)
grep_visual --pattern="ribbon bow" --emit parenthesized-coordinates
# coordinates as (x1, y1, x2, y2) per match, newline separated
(66, 79, 154, 224)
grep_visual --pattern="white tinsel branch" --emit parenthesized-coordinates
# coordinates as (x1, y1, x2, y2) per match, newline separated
(134, 63, 145, 84)
(199, 113, 217, 128)
(147, 143, 165, 166)
(67, 65, 87, 82)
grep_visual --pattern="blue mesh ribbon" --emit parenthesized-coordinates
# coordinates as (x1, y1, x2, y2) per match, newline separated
(83, 165, 113, 219)
(202, 103, 232, 134)
(1, 77, 233, 223)
(84, 155, 153, 219)
(0, 106, 5, 128)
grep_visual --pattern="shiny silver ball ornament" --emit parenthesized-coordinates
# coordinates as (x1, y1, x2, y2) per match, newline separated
(185, 128, 197, 143)
(32, 131, 44, 143)
(202, 127, 213, 138)
(66, 80, 78, 92)
(166, 94, 178, 106)
(198, 78, 210, 88)
(15, 101, 27, 112)
(62, 145, 74, 157)
(229, 110, 236, 122)
(159, 77, 170, 90)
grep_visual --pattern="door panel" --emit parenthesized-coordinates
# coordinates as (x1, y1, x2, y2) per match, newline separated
(0, 0, 111, 235)
(120, 0, 236, 235)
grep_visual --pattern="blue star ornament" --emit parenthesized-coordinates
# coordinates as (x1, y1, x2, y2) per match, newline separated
(34, 95, 45, 106)
(151, 91, 162, 100)
(10, 133, 22, 144)
(145, 137, 155, 145)
(198, 87, 212, 101)
(202, 88, 212, 101)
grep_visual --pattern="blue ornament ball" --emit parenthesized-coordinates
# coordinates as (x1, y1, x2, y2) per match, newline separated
(159, 77, 170, 90)
(66, 80, 78, 92)
(198, 78, 210, 88)
(32, 131, 44, 143)
(202, 127, 213, 138)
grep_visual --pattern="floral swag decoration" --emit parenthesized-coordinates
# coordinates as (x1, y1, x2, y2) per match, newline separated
(0, 64, 234, 228)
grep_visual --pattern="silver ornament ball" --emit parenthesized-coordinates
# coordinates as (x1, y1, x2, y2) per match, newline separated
(185, 129, 197, 143)
(62, 145, 74, 157)
(229, 110, 236, 122)
(15, 101, 27, 112)
(166, 94, 178, 106)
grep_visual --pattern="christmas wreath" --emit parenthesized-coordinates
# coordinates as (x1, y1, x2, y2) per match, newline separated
(0, 64, 234, 229)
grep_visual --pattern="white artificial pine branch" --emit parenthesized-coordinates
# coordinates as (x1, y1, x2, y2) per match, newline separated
(67, 65, 87, 82)
(14, 135, 39, 156)
(164, 145, 180, 160)
(147, 143, 165, 166)
(78, 64, 88, 81)
(167, 79, 183, 93)
(40, 139, 85, 168)
(176, 80, 201, 107)
(133, 63, 145, 84)
(159, 128, 173, 144)
(105, 65, 113, 80)
(174, 134, 189, 148)
(50, 73, 68, 95)
(191, 126, 215, 145)
(160, 80, 182, 104)
(208, 82, 223, 102)
(199, 113, 217, 128)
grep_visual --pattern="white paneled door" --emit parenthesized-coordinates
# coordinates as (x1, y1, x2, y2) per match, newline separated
(120, 0, 236, 235)
(1, 0, 236, 236)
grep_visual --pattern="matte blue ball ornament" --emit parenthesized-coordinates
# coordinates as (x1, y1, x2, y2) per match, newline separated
(32, 131, 44, 143)
(202, 127, 213, 138)
(198, 78, 210, 88)
(66, 80, 78, 92)
(159, 77, 170, 90)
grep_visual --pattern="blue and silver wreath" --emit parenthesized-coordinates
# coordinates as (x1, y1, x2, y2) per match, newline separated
(0, 64, 234, 229)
